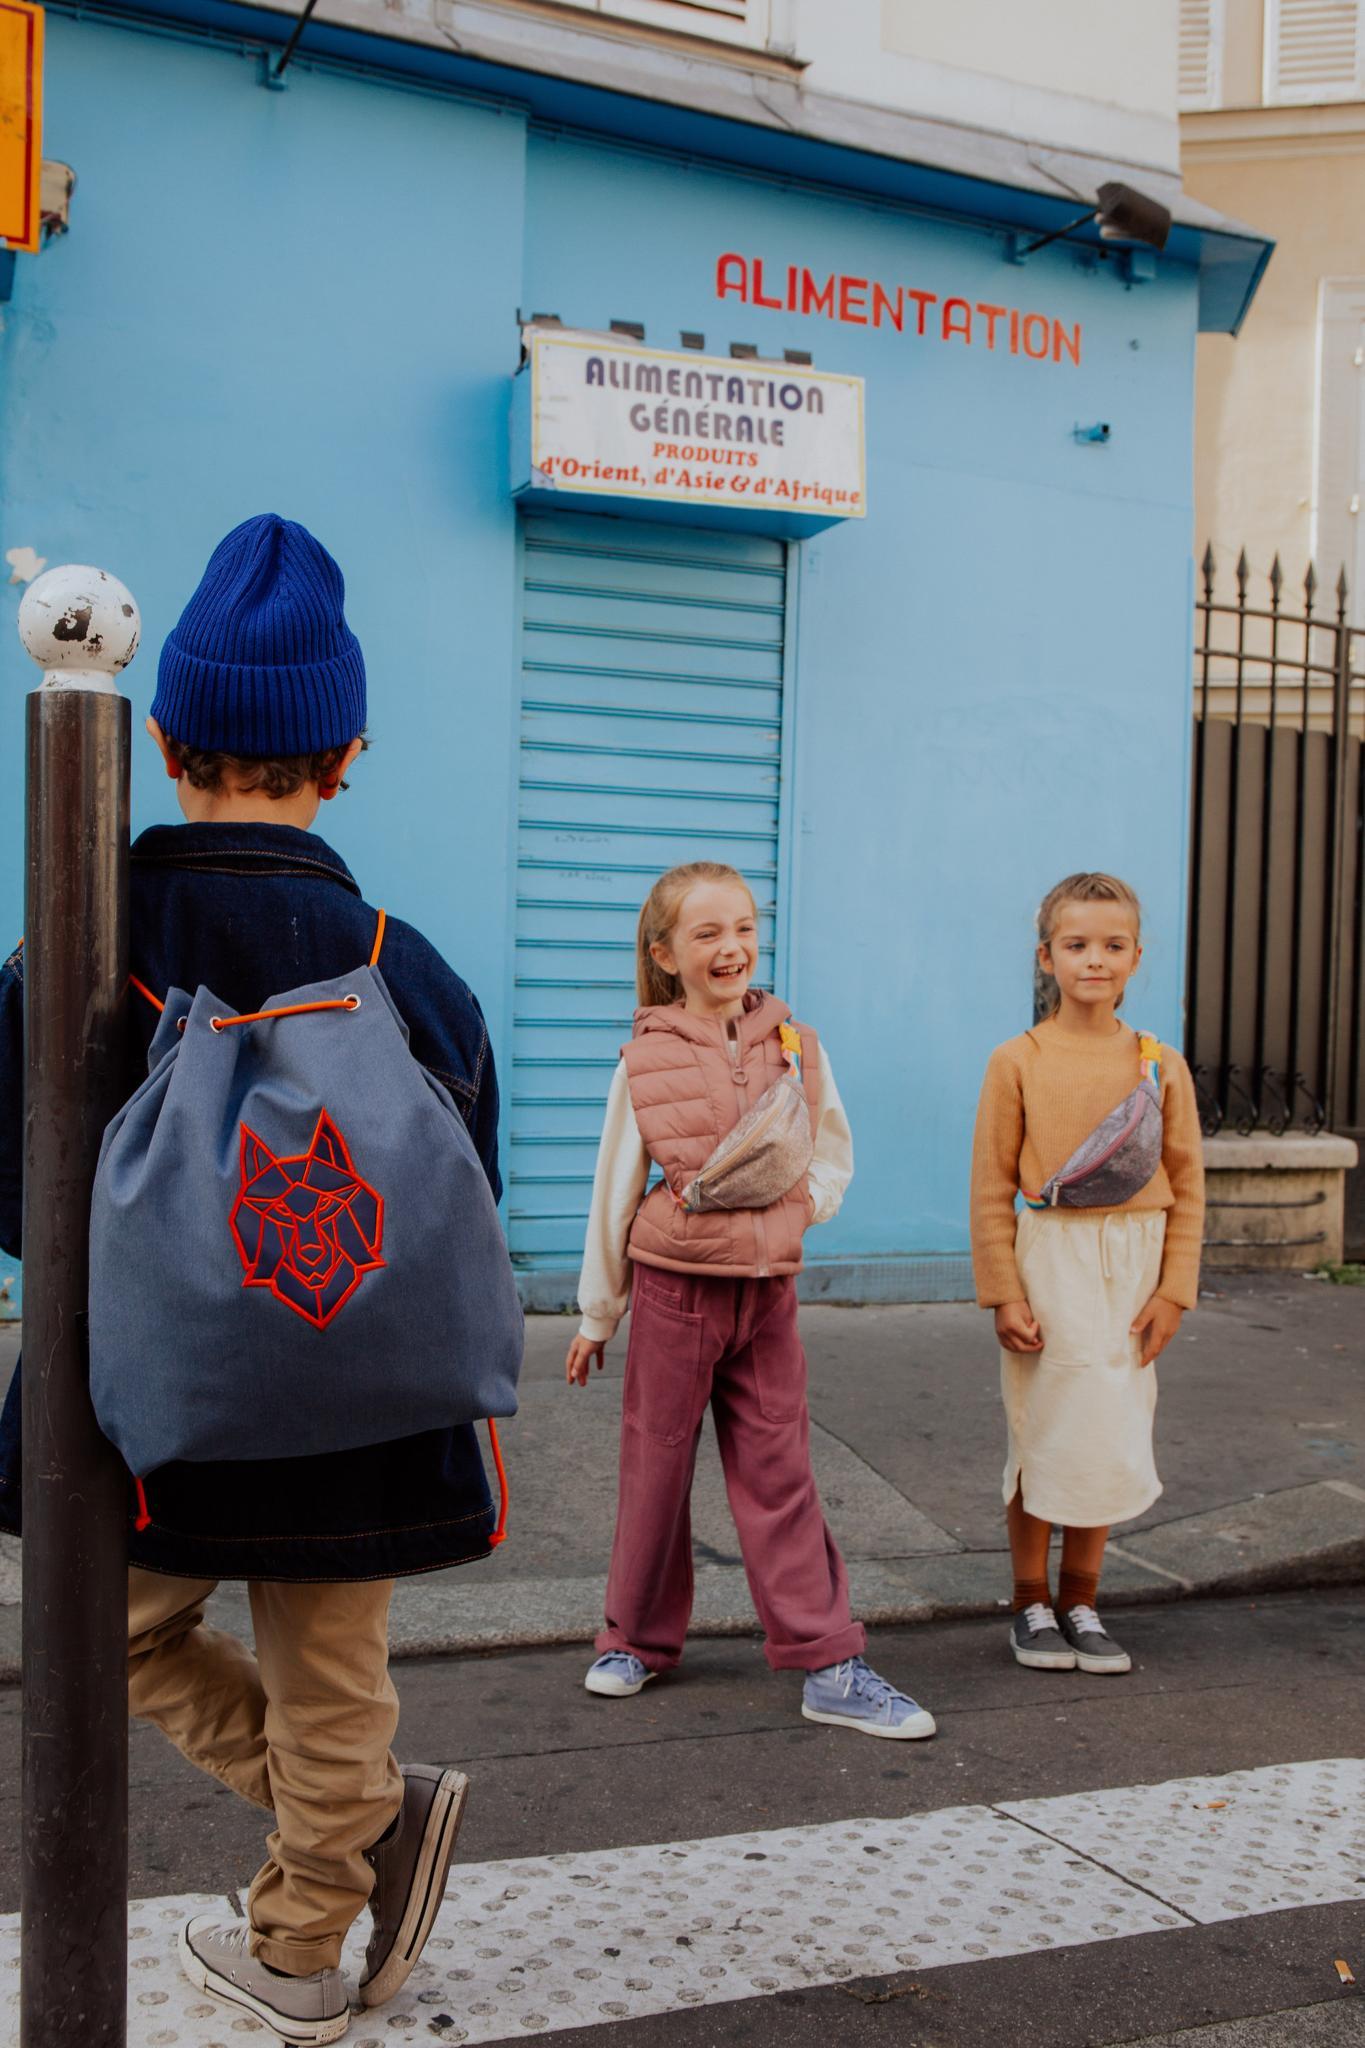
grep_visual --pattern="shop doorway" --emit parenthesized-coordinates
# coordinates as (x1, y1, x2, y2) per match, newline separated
(509, 510, 790, 1279)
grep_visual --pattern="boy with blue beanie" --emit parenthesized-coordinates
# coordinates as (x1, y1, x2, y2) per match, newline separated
(0, 515, 504, 2043)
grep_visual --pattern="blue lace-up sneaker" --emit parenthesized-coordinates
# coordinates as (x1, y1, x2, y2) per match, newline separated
(584, 1651, 656, 1698)
(801, 1657, 936, 1739)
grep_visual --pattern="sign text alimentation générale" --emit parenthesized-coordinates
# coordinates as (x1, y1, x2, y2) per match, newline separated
(529, 332, 865, 518)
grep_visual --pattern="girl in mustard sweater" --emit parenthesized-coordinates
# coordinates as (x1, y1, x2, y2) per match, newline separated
(970, 872, 1204, 1675)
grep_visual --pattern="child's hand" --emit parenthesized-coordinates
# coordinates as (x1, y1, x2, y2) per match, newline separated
(995, 1300, 1043, 1353)
(565, 1335, 606, 1387)
(1131, 1295, 1182, 1367)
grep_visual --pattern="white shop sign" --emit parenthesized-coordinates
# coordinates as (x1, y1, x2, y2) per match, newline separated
(522, 329, 866, 520)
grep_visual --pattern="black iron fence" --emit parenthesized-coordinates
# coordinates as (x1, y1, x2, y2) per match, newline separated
(1188, 547, 1365, 1136)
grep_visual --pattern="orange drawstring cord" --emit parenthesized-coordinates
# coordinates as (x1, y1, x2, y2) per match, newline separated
(210, 997, 361, 1031)
(486, 1419, 509, 1547)
(129, 974, 165, 1014)
(133, 1476, 152, 1532)
(128, 911, 384, 1027)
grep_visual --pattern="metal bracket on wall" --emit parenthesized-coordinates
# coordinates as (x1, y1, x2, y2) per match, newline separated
(261, 0, 320, 89)
(1119, 248, 1157, 287)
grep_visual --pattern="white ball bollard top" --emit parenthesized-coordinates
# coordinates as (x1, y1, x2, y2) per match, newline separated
(18, 563, 141, 692)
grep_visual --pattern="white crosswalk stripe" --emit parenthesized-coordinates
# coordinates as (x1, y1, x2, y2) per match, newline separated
(2, 1760, 1361, 2043)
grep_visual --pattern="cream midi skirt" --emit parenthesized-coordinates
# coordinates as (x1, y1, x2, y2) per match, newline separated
(1001, 1207, 1166, 1528)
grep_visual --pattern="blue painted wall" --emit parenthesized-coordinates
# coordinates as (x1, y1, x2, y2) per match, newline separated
(1, 17, 1201, 1298)
(522, 130, 1199, 1278)
(0, 17, 529, 1031)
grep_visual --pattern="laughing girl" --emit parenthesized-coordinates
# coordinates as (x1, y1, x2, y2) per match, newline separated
(565, 861, 935, 1741)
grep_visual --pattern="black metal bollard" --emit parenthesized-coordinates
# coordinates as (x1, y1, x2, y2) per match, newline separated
(17, 566, 140, 2047)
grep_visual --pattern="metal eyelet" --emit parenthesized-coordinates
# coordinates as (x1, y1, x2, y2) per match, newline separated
(344, 994, 362, 1011)
(176, 1016, 186, 1034)
(209, 1017, 225, 1033)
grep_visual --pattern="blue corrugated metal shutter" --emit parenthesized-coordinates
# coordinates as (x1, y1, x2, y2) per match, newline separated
(510, 512, 788, 1271)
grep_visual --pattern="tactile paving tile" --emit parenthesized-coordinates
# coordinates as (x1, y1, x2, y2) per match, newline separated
(0, 1896, 258, 2043)
(334, 1802, 1179, 2044)
(999, 1757, 1365, 1924)
(0, 1765, 1355, 2044)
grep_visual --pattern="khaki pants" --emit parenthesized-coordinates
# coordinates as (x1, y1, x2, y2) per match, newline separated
(128, 1568, 404, 1974)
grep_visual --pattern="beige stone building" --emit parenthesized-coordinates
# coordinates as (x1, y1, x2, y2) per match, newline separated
(1182, 0, 1365, 609)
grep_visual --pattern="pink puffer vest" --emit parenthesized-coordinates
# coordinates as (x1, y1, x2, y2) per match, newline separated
(622, 991, 821, 1279)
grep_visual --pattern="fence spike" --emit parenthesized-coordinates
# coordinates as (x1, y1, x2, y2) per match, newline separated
(1336, 562, 1350, 617)
(1236, 547, 1250, 597)
(1269, 553, 1283, 603)
(1304, 559, 1318, 611)
(1201, 541, 1216, 598)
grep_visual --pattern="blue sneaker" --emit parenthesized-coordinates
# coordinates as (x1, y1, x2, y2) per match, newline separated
(584, 1651, 656, 1698)
(801, 1657, 936, 1739)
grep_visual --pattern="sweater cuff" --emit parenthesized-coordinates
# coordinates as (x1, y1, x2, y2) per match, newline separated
(974, 1268, 1026, 1311)
(578, 1313, 620, 1344)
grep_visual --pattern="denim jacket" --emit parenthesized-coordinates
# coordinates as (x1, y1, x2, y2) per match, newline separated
(0, 821, 503, 1582)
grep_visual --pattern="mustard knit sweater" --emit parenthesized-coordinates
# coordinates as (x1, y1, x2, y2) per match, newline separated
(970, 1018, 1206, 1312)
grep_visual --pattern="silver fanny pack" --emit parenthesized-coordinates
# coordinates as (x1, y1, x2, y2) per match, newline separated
(676, 1023, 814, 1215)
(1023, 1031, 1163, 1211)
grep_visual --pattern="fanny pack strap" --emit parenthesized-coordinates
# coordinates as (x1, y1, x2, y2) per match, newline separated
(779, 1020, 803, 1084)
(1137, 1029, 1161, 1089)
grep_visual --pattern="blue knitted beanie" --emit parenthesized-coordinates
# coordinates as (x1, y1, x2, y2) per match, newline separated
(152, 514, 366, 756)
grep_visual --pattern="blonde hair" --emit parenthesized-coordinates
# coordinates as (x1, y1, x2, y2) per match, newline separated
(1034, 871, 1143, 1021)
(636, 862, 757, 1007)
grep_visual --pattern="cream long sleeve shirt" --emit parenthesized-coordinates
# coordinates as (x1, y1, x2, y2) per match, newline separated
(576, 1044, 854, 1344)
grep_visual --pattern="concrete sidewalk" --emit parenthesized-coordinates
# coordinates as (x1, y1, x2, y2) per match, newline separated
(0, 1270, 1360, 1672)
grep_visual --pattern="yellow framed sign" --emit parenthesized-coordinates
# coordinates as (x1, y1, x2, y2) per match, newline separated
(1, 0, 42, 254)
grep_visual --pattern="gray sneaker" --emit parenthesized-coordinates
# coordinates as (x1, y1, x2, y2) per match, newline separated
(1060, 1603, 1132, 1674)
(1010, 1602, 1077, 1670)
(359, 1765, 469, 2008)
(178, 1916, 350, 2044)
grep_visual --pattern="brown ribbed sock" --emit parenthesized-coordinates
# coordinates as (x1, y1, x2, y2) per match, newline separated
(1057, 1567, 1101, 1614)
(1012, 1576, 1052, 1613)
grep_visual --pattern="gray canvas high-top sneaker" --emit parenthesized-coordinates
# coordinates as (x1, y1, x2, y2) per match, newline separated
(178, 1917, 350, 2044)
(359, 1764, 470, 2008)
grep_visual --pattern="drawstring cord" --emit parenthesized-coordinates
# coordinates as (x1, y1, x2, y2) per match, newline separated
(486, 1419, 509, 1547)
(129, 974, 165, 1014)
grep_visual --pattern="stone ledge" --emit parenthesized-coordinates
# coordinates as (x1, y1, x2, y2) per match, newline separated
(1204, 1134, 1359, 1172)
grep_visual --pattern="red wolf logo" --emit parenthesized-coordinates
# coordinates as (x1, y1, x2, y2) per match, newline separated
(230, 1110, 385, 1329)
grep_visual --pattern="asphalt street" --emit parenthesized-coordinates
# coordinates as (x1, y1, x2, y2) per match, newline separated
(1, 1587, 1362, 2045)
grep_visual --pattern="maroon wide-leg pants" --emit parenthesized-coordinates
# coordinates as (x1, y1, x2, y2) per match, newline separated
(596, 1267, 866, 1673)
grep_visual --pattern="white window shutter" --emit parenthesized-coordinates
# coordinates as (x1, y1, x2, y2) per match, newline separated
(1313, 284, 1365, 623)
(656, 0, 749, 14)
(1267, 0, 1362, 103)
(1179, 0, 1223, 109)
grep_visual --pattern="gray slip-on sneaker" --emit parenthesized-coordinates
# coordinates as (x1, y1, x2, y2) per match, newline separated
(359, 1765, 469, 2008)
(1060, 1604, 1132, 1674)
(178, 1916, 350, 2045)
(1010, 1603, 1077, 1670)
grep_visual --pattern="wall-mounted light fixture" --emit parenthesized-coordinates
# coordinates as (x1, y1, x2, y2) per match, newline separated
(1007, 182, 1171, 267)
